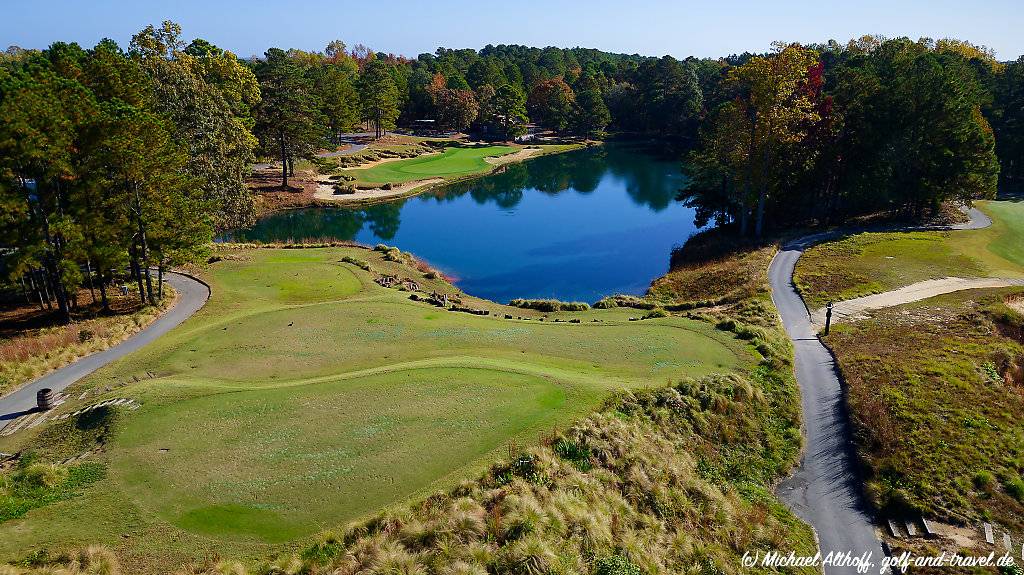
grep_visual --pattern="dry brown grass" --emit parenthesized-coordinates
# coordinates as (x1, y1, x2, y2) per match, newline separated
(648, 234, 777, 308)
(0, 288, 175, 397)
(825, 287, 1024, 528)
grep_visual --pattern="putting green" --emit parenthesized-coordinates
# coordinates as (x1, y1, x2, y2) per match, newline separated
(343, 146, 517, 185)
(0, 246, 747, 557)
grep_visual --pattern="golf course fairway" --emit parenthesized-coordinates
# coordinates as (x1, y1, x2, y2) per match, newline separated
(342, 145, 517, 185)
(0, 245, 749, 564)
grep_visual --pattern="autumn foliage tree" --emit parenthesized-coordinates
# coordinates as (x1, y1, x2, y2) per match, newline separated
(528, 76, 576, 132)
(425, 73, 478, 131)
(683, 43, 820, 236)
(684, 38, 1000, 236)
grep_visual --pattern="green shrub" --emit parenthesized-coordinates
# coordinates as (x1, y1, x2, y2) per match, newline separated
(508, 299, 590, 312)
(594, 554, 642, 575)
(981, 361, 1001, 382)
(340, 256, 371, 271)
(1005, 477, 1024, 501)
(1, 462, 105, 523)
(302, 532, 345, 566)
(552, 438, 592, 472)
(309, 156, 338, 173)
(14, 463, 67, 490)
(1000, 563, 1024, 575)
(593, 294, 656, 310)
(974, 470, 995, 491)
(381, 248, 406, 263)
(641, 308, 668, 319)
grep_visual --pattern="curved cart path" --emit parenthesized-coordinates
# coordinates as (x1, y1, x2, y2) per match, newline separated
(0, 273, 209, 421)
(770, 206, 992, 573)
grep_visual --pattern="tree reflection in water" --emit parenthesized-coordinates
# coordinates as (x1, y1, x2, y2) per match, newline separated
(229, 143, 697, 302)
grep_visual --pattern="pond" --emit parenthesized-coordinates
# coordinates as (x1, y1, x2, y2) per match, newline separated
(230, 144, 700, 303)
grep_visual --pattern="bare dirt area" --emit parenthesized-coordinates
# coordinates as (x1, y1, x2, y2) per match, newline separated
(484, 146, 540, 165)
(249, 168, 320, 213)
(0, 287, 144, 337)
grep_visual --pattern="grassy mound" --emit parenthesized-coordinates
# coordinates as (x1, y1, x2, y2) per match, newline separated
(3, 363, 814, 575)
(648, 231, 777, 309)
(0, 246, 749, 571)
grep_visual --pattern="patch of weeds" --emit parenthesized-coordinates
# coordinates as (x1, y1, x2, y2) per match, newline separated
(974, 470, 995, 491)
(594, 554, 642, 575)
(1004, 477, 1024, 502)
(827, 287, 1024, 527)
(640, 308, 668, 320)
(981, 361, 1001, 382)
(552, 438, 592, 472)
(0, 460, 106, 522)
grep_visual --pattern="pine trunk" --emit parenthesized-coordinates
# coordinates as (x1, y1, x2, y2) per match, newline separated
(86, 259, 96, 304)
(99, 271, 109, 313)
(754, 187, 767, 238)
(279, 130, 288, 188)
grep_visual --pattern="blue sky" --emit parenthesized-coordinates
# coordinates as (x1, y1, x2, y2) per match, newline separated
(3, 0, 1022, 60)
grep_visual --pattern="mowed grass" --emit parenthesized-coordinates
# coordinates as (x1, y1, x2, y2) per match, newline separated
(343, 145, 516, 186)
(795, 200, 1024, 308)
(980, 199, 1024, 272)
(0, 247, 746, 566)
(116, 367, 575, 543)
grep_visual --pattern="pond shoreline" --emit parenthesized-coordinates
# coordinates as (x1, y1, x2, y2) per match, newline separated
(254, 142, 595, 215)
(234, 143, 697, 303)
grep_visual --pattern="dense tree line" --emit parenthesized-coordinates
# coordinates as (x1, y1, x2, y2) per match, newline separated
(4, 25, 1024, 323)
(397, 45, 706, 141)
(0, 22, 256, 323)
(231, 42, 713, 188)
(682, 37, 1018, 236)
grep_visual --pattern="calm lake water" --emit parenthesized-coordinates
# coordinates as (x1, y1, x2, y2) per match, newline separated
(231, 144, 700, 303)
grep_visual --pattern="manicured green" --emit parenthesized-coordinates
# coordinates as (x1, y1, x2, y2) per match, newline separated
(0, 246, 746, 567)
(343, 145, 517, 185)
(116, 367, 577, 543)
(982, 199, 1024, 270)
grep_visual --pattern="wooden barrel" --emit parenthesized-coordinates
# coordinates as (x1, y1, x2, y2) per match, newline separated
(36, 388, 55, 411)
